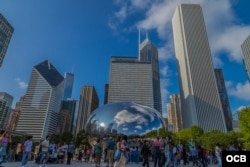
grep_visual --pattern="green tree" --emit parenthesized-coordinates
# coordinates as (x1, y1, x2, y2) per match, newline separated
(61, 131, 74, 144)
(50, 133, 61, 144)
(176, 125, 203, 145)
(75, 130, 89, 147)
(239, 106, 250, 149)
(201, 130, 227, 150)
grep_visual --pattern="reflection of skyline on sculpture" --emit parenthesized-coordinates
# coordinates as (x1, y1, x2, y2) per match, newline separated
(85, 102, 166, 137)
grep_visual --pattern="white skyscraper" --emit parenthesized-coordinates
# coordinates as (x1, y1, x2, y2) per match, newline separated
(172, 4, 227, 132)
(16, 60, 64, 140)
(241, 35, 250, 82)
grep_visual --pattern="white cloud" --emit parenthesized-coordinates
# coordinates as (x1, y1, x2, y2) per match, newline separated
(227, 81, 250, 101)
(114, 109, 149, 127)
(15, 78, 28, 89)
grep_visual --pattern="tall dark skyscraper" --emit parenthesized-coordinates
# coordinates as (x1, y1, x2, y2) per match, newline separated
(16, 60, 65, 140)
(59, 99, 78, 132)
(214, 69, 233, 131)
(62, 72, 74, 100)
(139, 37, 162, 113)
(172, 4, 227, 132)
(0, 13, 14, 68)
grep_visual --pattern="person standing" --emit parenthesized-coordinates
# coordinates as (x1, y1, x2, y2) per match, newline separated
(39, 135, 50, 167)
(0, 131, 12, 166)
(94, 139, 102, 167)
(215, 143, 222, 167)
(106, 136, 115, 167)
(141, 140, 150, 167)
(67, 141, 75, 165)
(153, 137, 161, 167)
(21, 135, 33, 167)
(114, 136, 128, 167)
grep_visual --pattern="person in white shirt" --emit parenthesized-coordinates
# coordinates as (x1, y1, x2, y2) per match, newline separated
(39, 135, 50, 167)
(215, 143, 222, 167)
(21, 135, 33, 167)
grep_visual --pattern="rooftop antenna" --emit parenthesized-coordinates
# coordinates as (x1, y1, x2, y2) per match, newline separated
(138, 27, 141, 60)
(146, 32, 148, 40)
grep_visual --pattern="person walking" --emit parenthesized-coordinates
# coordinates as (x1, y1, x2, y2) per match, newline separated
(39, 135, 50, 167)
(67, 141, 75, 165)
(21, 135, 33, 167)
(0, 131, 12, 166)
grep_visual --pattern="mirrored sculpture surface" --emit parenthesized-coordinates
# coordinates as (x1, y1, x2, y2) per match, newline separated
(84, 102, 166, 137)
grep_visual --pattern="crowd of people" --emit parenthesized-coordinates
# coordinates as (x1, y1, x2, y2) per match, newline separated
(0, 130, 246, 167)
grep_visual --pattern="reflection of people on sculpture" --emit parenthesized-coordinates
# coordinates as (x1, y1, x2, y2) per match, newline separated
(114, 136, 127, 167)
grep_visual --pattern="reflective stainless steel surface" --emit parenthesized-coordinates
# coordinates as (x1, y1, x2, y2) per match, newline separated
(85, 102, 166, 137)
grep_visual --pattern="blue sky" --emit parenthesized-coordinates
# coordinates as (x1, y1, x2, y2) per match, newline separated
(0, 0, 249, 118)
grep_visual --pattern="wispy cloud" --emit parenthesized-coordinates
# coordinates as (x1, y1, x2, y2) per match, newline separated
(15, 78, 28, 89)
(227, 81, 250, 101)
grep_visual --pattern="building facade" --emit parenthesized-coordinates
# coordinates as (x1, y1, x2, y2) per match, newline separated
(167, 94, 183, 132)
(75, 86, 99, 135)
(0, 13, 14, 68)
(108, 57, 153, 108)
(62, 72, 74, 100)
(0, 92, 13, 128)
(6, 96, 24, 131)
(214, 69, 233, 131)
(108, 38, 162, 113)
(59, 99, 78, 133)
(139, 38, 162, 113)
(241, 35, 250, 82)
(172, 4, 227, 132)
(16, 60, 65, 140)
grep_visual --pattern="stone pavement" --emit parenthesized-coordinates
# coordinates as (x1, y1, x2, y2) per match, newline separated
(2, 161, 218, 167)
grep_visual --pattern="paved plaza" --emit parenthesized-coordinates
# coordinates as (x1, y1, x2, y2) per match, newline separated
(3, 161, 218, 167)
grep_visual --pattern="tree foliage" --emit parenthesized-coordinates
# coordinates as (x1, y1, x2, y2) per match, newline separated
(75, 130, 89, 147)
(239, 106, 250, 149)
(50, 131, 74, 145)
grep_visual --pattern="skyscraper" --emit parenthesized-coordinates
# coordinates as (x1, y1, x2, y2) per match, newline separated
(6, 96, 24, 131)
(0, 13, 14, 68)
(214, 69, 233, 131)
(59, 99, 78, 132)
(62, 72, 74, 100)
(108, 37, 162, 113)
(172, 4, 227, 132)
(108, 57, 154, 108)
(16, 60, 64, 140)
(241, 35, 250, 82)
(75, 86, 99, 135)
(0, 92, 13, 128)
(140, 37, 162, 113)
(167, 94, 183, 132)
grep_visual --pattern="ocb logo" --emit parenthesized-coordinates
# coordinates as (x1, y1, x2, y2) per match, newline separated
(226, 155, 246, 162)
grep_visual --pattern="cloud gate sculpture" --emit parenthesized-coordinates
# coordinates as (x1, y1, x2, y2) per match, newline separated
(84, 102, 167, 137)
